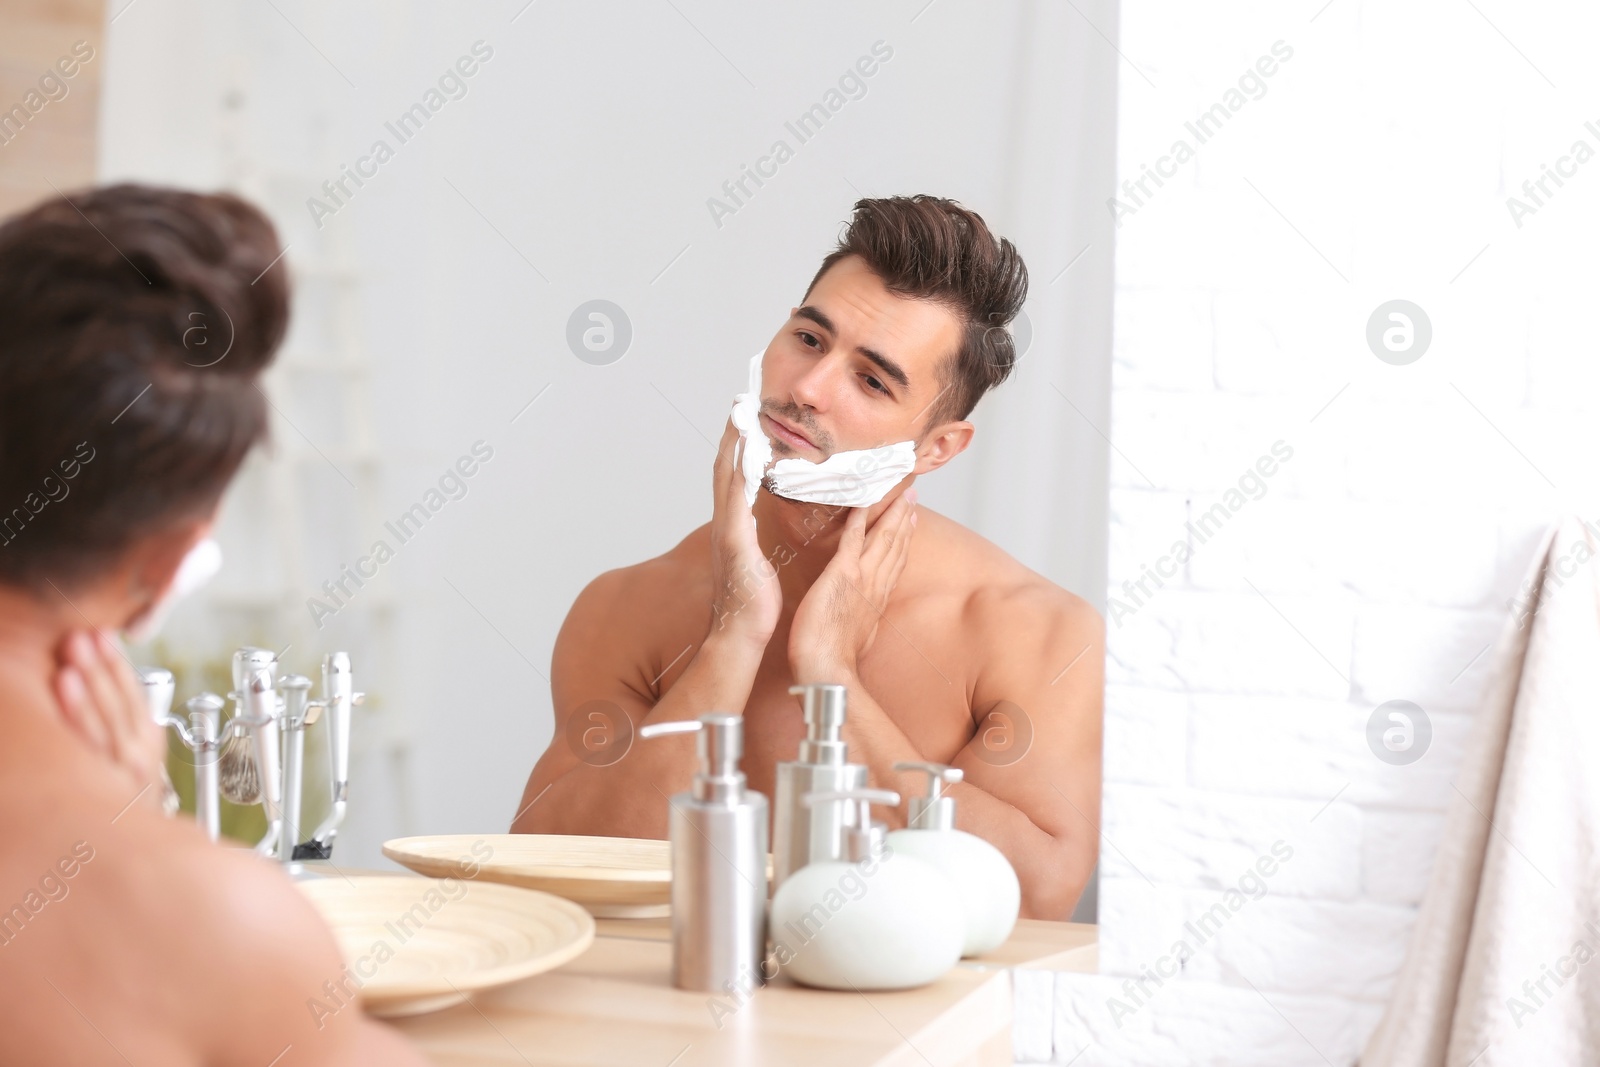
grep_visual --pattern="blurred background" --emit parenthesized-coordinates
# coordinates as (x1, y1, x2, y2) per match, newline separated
(0, 0, 1115, 886)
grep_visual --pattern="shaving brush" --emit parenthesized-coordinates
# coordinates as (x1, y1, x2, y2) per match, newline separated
(218, 647, 277, 804)
(217, 730, 260, 804)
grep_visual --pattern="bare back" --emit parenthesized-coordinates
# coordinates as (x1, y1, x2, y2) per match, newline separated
(0, 701, 426, 1066)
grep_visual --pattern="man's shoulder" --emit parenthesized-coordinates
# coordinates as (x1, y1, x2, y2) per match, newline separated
(928, 527, 1102, 702)
(567, 525, 712, 616)
(968, 569, 1102, 655)
(60, 801, 344, 981)
(109, 817, 366, 1061)
(920, 510, 1102, 645)
(0, 774, 354, 1063)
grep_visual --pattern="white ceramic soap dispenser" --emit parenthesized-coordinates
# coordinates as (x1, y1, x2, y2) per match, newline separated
(885, 761, 1020, 957)
(769, 787, 965, 991)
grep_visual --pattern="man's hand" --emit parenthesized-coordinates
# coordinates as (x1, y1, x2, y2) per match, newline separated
(709, 417, 782, 648)
(53, 628, 170, 808)
(790, 487, 918, 681)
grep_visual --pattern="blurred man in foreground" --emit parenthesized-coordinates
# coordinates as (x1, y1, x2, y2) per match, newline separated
(0, 185, 428, 1065)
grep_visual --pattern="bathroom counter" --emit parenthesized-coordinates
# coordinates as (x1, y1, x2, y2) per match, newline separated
(389, 916, 1096, 1066)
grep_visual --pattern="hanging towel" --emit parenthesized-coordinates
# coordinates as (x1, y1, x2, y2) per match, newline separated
(1362, 515, 1600, 1065)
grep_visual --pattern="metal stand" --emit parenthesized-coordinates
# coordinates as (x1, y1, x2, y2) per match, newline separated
(146, 649, 362, 868)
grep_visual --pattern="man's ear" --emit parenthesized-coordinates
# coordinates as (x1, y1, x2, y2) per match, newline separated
(913, 420, 974, 476)
(127, 516, 215, 608)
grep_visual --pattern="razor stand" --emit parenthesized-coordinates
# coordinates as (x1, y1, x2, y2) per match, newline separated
(147, 650, 362, 869)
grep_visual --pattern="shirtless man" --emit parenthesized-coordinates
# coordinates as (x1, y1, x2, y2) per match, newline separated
(514, 196, 1103, 919)
(0, 185, 427, 1065)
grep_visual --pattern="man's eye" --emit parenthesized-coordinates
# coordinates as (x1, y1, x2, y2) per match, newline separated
(798, 331, 821, 348)
(864, 375, 889, 395)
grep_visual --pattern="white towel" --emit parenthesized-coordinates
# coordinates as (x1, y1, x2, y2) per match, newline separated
(1362, 515, 1600, 1066)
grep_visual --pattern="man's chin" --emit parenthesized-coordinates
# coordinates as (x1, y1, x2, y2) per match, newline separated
(768, 436, 828, 463)
(760, 476, 807, 505)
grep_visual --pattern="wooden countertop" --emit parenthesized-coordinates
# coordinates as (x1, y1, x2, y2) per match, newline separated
(389, 916, 1096, 1066)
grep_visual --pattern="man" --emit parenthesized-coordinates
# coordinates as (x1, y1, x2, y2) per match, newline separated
(514, 196, 1103, 919)
(0, 185, 427, 1064)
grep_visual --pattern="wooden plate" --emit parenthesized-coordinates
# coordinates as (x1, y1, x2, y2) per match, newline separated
(383, 834, 673, 918)
(296, 875, 595, 1018)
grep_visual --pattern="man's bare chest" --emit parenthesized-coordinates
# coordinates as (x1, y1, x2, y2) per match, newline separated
(732, 628, 979, 798)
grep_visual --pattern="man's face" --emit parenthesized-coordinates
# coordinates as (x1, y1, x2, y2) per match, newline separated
(757, 254, 963, 460)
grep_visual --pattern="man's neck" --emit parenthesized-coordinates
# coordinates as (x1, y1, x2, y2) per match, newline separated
(0, 581, 110, 720)
(751, 475, 913, 611)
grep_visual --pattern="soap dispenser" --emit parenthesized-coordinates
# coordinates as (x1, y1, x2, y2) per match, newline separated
(639, 713, 769, 993)
(772, 683, 868, 890)
(886, 761, 1021, 956)
(769, 787, 964, 991)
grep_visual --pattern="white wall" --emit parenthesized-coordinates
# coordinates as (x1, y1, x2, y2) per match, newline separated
(1029, 1, 1600, 1064)
(96, 0, 1117, 900)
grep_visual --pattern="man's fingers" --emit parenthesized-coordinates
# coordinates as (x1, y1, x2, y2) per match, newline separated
(861, 489, 914, 571)
(713, 418, 738, 500)
(880, 503, 915, 589)
(887, 501, 916, 588)
(105, 633, 164, 770)
(716, 417, 759, 517)
(70, 630, 134, 768)
(103, 631, 147, 724)
(731, 435, 748, 500)
(54, 664, 111, 753)
(844, 502, 870, 550)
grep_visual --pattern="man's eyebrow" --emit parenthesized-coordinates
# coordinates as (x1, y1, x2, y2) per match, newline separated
(795, 304, 835, 334)
(794, 304, 911, 390)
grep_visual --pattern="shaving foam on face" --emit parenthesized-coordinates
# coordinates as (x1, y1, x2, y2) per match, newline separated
(731, 352, 917, 508)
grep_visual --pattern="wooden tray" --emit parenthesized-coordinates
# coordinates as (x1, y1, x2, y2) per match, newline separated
(296, 875, 594, 1018)
(382, 834, 673, 918)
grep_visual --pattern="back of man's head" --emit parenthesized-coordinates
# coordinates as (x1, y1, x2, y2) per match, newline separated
(0, 183, 288, 592)
(804, 195, 1028, 428)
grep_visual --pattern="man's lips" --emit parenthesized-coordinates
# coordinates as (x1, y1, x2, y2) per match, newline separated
(761, 412, 817, 451)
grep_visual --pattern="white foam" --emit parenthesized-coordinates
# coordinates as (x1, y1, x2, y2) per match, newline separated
(731, 352, 917, 508)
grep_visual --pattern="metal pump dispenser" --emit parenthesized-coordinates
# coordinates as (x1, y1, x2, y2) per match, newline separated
(801, 787, 901, 862)
(770, 786, 967, 990)
(772, 683, 867, 889)
(897, 760, 964, 830)
(886, 760, 1021, 957)
(639, 713, 769, 993)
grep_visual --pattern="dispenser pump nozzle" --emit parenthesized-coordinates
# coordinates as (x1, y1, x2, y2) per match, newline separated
(641, 713, 747, 804)
(893, 761, 964, 831)
(802, 787, 901, 862)
(787, 683, 849, 765)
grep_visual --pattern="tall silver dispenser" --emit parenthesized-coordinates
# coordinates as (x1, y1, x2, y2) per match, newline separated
(772, 683, 867, 890)
(639, 713, 769, 993)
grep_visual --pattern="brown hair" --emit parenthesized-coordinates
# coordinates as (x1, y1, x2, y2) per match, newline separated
(0, 183, 290, 591)
(804, 195, 1028, 427)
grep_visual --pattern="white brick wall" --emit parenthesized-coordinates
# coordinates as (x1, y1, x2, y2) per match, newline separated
(1031, 0, 1600, 1062)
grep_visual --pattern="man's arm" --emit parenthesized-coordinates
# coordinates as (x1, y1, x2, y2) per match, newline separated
(956, 588, 1102, 919)
(112, 819, 434, 1066)
(788, 495, 1104, 919)
(510, 568, 768, 837)
(207, 856, 433, 1067)
(512, 418, 778, 837)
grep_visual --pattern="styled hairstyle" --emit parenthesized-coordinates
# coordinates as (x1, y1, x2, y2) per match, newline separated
(0, 183, 289, 591)
(804, 195, 1028, 427)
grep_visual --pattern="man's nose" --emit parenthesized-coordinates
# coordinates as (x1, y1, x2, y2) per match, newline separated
(787, 354, 844, 414)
